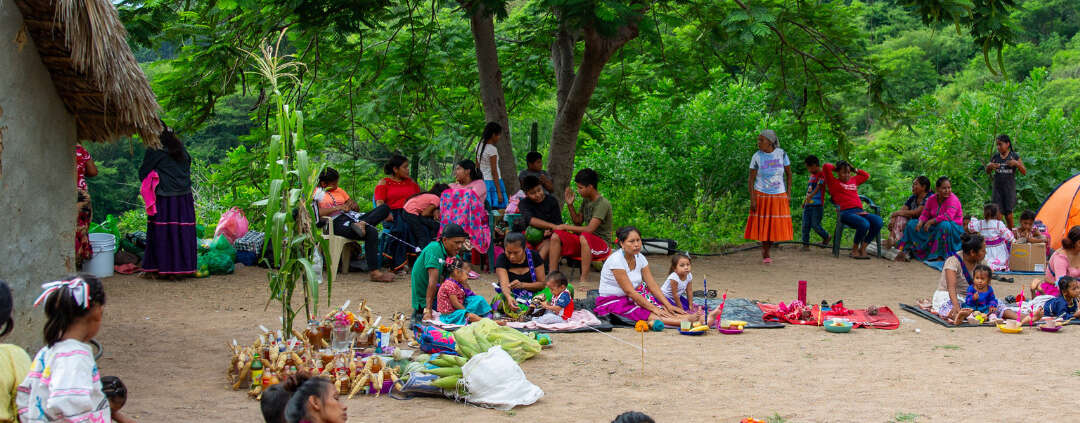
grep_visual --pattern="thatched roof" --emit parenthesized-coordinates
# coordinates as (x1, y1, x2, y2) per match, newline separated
(14, 0, 162, 147)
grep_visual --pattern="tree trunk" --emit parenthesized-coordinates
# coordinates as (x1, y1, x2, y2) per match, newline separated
(547, 25, 640, 201)
(468, 4, 519, 193)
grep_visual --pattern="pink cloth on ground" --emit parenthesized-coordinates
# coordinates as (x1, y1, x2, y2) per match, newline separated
(505, 310, 604, 330)
(141, 170, 160, 216)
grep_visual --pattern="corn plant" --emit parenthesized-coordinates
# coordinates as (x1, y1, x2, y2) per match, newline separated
(247, 30, 332, 334)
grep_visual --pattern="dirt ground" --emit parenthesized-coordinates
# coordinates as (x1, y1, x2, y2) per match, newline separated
(94, 246, 1080, 422)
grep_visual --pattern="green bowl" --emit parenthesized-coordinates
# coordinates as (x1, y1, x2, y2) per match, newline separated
(824, 319, 853, 333)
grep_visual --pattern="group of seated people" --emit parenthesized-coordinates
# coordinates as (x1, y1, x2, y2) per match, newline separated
(922, 225, 1080, 325)
(883, 175, 1049, 271)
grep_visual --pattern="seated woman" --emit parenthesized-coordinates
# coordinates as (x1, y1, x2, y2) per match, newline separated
(821, 161, 882, 259)
(926, 233, 985, 321)
(493, 232, 548, 317)
(594, 226, 700, 326)
(450, 160, 487, 203)
(373, 155, 422, 270)
(314, 168, 393, 282)
(896, 176, 964, 262)
(887, 176, 930, 249)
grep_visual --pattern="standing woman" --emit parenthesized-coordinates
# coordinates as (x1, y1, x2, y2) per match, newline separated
(475, 122, 507, 209)
(139, 128, 197, 277)
(887, 176, 931, 249)
(744, 129, 793, 264)
(74, 143, 98, 267)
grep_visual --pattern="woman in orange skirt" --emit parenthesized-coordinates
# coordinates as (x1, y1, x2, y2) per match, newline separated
(745, 129, 793, 263)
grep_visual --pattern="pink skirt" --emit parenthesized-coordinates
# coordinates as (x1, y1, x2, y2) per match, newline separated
(594, 295, 652, 322)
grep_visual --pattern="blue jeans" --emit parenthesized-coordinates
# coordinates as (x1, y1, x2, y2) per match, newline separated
(801, 205, 829, 244)
(839, 208, 883, 246)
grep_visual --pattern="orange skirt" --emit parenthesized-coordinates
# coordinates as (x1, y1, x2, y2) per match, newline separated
(744, 191, 793, 242)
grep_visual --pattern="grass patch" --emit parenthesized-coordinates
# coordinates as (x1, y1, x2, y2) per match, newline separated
(892, 412, 920, 422)
(766, 413, 788, 423)
(933, 344, 961, 350)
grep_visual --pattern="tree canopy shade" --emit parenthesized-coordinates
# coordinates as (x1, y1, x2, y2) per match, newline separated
(93, 0, 1080, 252)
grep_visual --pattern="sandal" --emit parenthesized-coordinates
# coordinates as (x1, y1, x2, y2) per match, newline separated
(852, 255, 870, 260)
(762, 258, 773, 264)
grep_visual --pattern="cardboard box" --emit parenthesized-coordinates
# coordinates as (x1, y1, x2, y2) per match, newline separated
(1010, 243, 1047, 272)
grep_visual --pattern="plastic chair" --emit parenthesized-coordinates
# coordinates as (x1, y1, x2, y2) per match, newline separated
(312, 201, 360, 274)
(832, 195, 882, 258)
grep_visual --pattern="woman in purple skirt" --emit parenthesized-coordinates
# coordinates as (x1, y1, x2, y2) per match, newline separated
(139, 128, 197, 278)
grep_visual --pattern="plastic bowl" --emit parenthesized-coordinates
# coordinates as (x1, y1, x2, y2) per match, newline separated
(679, 330, 706, 336)
(717, 327, 744, 335)
(1039, 325, 1063, 332)
(823, 319, 853, 333)
(997, 324, 1023, 334)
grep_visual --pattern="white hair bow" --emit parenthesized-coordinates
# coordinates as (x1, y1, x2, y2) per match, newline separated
(33, 278, 90, 308)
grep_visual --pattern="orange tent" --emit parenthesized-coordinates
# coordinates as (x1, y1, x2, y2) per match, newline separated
(1036, 173, 1080, 249)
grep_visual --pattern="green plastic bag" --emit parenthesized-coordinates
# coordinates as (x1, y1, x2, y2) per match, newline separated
(210, 235, 236, 261)
(89, 215, 120, 239)
(195, 254, 211, 278)
(206, 252, 234, 275)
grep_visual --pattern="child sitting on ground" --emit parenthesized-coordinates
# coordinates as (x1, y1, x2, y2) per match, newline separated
(1042, 276, 1080, 320)
(17, 276, 111, 423)
(661, 253, 702, 314)
(968, 203, 1013, 271)
(530, 271, 575, 324)
(102, 376, 137, 423)
(959, 264, 1007, 324)
(436, 259, 492, 325)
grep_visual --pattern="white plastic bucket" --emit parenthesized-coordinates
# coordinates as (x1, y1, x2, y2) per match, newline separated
(85, 233, 116, 278)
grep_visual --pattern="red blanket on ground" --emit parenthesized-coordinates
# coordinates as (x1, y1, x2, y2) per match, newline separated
(758, 303, 900, 330)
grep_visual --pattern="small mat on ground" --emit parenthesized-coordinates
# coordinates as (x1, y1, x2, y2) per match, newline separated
(759, 303, 900, 329)
(692, 297, 785, 329)
(899, 303, 1080, 327)
(922, 260, 1040, 276)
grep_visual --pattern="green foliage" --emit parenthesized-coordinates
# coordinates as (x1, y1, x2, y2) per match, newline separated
(578, 80, 832, 250)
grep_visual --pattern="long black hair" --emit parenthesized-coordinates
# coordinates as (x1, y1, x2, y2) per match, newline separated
(284, 377, 333, 423)
(475, 122, 502, 164)
(0, 280, 13, 338)
(42, 275, 106, 347)
(159, 127, 188, 163)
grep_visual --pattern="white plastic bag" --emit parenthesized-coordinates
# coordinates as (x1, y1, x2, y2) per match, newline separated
(460, 345, 543, 410)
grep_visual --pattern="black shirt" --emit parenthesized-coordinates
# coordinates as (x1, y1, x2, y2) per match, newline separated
(990, 151, 1019, 192)
(517, 194, 562, 231)
(495, 249, 544, 284)
(904, 193, 928, 210)
(139, 147, 192, 196)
